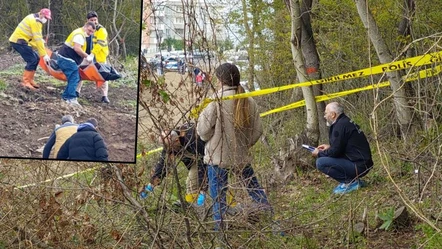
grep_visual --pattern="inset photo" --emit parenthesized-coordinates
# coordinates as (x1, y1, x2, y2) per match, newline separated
(0, 1, 141, 163)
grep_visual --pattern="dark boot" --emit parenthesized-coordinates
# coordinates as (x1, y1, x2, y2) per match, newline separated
(101, 96, 110, 103)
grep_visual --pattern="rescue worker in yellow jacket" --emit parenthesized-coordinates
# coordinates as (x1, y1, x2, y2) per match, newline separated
(42, 115, 78, 159)
(9, 8, 52, 90)
(57, 22, 96, 106)
(76, 11, 111, 103)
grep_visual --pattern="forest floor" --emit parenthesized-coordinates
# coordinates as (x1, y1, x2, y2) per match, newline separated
(136, 66, 426, 248)
(0, 51, 137, 162)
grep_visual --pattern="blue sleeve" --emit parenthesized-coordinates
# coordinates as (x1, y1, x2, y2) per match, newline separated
(42, 132, 56, 158)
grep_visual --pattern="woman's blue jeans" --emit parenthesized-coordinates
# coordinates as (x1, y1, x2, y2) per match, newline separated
(208, 164, 270, 230)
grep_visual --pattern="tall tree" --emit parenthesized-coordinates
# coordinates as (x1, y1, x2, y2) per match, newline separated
(285, 0, 319, 143)
(299, 0, 327, 141)
(240, 0, 257, 89)
(398, 0, 415, 58)
(355, 0, 413, 139)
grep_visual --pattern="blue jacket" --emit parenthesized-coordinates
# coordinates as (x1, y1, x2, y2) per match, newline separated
(56, 123, 109, 161)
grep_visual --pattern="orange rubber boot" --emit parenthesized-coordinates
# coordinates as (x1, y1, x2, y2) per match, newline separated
(28, 70, 40, 89)
(21, 70, 37, 90)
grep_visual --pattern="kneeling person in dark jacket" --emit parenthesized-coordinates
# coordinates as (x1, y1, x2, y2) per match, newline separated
(140, 122, 208, 206)
(312, 102, 373, 194)
(57, 118, 109, 161)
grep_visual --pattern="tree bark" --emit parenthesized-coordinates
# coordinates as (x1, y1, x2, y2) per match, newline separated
(398, 0, 415, 58)
(355, 0, 413, 139)
(285, 0, 318, 143)
(300, 0, 326, 142)
(397, 0, 416, 108)
(241, 0, 255, 90)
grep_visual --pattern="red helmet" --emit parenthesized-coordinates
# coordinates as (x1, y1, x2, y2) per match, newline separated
(40, 8, 52, 20)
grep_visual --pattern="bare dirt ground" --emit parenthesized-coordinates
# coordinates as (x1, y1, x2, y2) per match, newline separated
(0, 51, 137, 162)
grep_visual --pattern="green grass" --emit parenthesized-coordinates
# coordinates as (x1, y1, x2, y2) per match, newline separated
(109, 56, 140, 89)
(119, 99, 138, 109)
(0, 79, 7, 91)
(0, 63, 23, 75)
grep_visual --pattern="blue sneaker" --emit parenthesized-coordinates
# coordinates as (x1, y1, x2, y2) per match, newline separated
(333, 183, 347, 193)
(333, 180, 363, 194)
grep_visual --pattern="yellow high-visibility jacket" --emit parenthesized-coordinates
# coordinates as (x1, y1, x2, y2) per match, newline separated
(9, 13, 47, 56)
(58, 27, 88, 65)
(91, 25, 109, 63)
(64, 28, 87, 51)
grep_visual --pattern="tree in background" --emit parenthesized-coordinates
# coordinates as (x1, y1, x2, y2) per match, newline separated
(161, 37, 184, 51)
(0, 0, 141, 60)
(284, 0, 319, 144)
(355, 0, 413, 139)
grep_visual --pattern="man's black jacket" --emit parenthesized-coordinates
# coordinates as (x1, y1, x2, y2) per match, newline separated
(318, 113, 373, 168)
(150, 123, 207, 190)
(57, 124, 108, 161)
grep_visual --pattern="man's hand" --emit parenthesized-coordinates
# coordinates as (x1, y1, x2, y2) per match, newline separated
(312, 144, 330, 157)
(317, 144, 330, 150)
(43, 55, 50, 63)
(312, 148, 319, 157)
(86, 54, 94, 63)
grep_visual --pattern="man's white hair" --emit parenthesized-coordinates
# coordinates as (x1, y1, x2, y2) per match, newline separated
(328, 102, 344, 115)
(158, 130, 178, 145)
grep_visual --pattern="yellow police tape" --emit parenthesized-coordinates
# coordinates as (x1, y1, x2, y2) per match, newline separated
(15, 147, 164, 190)
(136, 147, 163, 159)
(260, 64, 442, 117)
(15, 165, 100, 189)
(190, 50, 442, 118)
(15, 56, 442, 190)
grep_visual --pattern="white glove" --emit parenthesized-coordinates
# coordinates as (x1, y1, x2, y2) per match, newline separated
(43, 55, 50, 63)
(86, 54, 94, 63)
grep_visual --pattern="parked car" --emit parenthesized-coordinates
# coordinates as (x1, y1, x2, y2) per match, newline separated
(164, 56, 179, 64)
(165, 61, 179, 71)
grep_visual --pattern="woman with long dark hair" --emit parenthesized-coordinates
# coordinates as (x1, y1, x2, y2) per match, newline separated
(197, 63, 271, 232)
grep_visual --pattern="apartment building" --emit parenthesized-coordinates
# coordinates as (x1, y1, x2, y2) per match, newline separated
(142, 0, 226, 58)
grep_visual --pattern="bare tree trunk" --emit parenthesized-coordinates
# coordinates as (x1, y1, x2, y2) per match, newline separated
(300, 0, 326, 142)
(121, 31, 128, 60)
(398, 0, 415, 58)
(397, 0, 416, 105)
(111, 0, 121, 59)
(355, 0, 413, 139)
(241, 0, 255, 89)
(285, 0, 318, 143)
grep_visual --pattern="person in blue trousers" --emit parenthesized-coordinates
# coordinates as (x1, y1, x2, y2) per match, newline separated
(312, 102, 373, 194)
(56, 22, 96, 106)
(197, 63, 271, 232)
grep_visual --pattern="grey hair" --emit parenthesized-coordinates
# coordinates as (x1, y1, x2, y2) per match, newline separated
(168, 130, 179, 140)
(61, 115, 74, 124)
(158, 130, 179, 144)
(328, 102, 344, 115)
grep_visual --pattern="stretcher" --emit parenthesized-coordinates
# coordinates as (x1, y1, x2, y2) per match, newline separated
(39, 48, 121, 88)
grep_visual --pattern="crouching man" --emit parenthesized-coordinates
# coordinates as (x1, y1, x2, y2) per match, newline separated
(312, 102, 373, 194)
